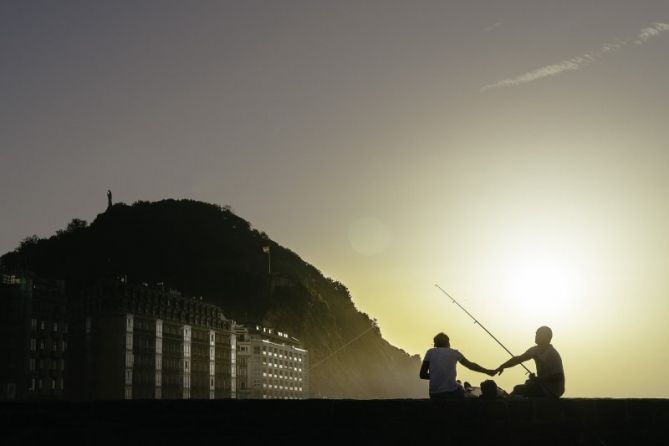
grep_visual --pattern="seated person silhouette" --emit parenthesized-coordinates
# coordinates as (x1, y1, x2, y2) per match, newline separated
(495, 326, 565, 398)
(420, 332, 496, 399)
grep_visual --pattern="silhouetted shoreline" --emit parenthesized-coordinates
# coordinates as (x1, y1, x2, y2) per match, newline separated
(2, 398, 667, 445)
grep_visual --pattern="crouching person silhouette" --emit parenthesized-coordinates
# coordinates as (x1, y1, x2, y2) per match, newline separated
(495, 326, 565, 398)
(420, 332, 496, 399)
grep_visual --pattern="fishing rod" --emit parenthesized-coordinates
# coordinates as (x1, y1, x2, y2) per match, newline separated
(434, 284, 533, 375)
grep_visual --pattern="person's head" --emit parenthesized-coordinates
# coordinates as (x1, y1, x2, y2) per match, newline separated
(433, 332, 450, 348)
(480, 380, 499, 400)
(535, 326, 553, 346)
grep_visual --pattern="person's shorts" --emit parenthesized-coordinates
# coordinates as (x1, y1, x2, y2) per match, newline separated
(429, 386, 465, 399)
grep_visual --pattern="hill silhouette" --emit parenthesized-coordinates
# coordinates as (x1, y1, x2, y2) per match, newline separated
(1, 199, 425, 398)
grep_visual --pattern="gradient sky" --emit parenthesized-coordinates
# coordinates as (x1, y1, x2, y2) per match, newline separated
(2, 1, 669, 397)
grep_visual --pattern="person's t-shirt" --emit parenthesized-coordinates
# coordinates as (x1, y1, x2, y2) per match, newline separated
(525, 344, 565, 397)
(423, 347, 463, 394)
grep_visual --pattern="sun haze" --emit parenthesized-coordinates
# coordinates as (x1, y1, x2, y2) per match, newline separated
(2, 1, 669, 397)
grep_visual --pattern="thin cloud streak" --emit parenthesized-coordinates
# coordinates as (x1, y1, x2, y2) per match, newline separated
(481, 22, 669, 92)
(636, 22, 669, 44)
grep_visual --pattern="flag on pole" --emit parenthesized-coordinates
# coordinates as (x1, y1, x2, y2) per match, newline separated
(262, 246, 270, 253)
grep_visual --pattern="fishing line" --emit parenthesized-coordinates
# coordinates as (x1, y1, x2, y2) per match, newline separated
(309, 324, 377, 371)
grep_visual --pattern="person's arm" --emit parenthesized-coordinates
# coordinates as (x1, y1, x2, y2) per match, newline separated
(419, 361, 430, 380)
(496, 348, 534, 375)
(459, 356, 496, 376)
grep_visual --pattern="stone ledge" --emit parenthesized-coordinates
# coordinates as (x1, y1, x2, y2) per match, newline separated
(1, 398, 667, 445)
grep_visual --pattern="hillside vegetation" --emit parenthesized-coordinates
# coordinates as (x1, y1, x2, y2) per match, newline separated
(1, 199, 424, 398)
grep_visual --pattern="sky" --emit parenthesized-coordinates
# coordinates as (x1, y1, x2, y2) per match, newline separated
(2, 1, 669, 398)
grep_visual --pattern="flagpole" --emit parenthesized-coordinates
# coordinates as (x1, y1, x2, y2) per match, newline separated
(263, 246, 271, 275)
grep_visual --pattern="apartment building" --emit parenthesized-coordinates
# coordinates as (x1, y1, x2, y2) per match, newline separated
(235, 324, 308, 399)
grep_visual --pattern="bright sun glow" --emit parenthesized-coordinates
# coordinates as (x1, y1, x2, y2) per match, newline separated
(500, 252, 583, 323)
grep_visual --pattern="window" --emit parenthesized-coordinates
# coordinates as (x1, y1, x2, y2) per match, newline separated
(126, 334, 133, 350)
(85, 317, 92, 334)
(28, 358, 35, 371)
(40, 340, 45, 350)
(40, 320, 45, 330)
(31, 319, 37, 330)
(53, 322, 58, 332)
(30, 378, 35, 391)
(30, 338, 36, 351)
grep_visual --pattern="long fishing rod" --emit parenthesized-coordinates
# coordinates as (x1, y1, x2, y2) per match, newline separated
(434, 284, 533, 375)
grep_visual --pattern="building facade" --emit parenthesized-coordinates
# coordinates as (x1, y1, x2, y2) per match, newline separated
(1, 272, 311, 402)
(235, 324, 309, 399)
(0, 273, 68, 400)
(67, 280, 237, 400)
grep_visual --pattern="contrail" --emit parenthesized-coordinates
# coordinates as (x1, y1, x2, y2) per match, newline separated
(481, 22, 669, 92)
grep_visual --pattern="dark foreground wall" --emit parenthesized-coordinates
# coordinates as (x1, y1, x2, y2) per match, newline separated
(2, 399, 668, 445)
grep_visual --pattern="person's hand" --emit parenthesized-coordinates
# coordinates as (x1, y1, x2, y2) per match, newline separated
(485, 369, 496, 377)
(495, 367, 504, 376)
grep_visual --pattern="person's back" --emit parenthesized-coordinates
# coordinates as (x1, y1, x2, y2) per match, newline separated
(420, 332, 495, 399)
(423, 346, 462, 394)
